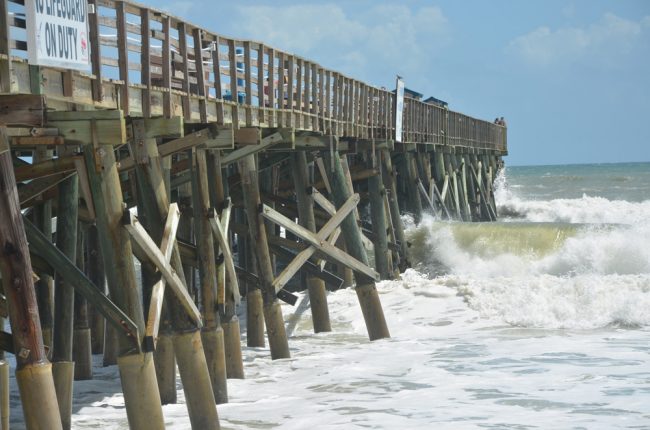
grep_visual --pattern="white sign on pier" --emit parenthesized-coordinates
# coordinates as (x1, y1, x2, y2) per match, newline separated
(26, 0, 90, 70)
(395, 77, 405, 143)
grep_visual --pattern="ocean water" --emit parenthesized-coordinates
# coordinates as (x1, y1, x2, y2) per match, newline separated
(7, 162, 650, 429)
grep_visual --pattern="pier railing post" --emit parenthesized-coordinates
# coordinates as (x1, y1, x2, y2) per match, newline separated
(0, 126, 63, 430)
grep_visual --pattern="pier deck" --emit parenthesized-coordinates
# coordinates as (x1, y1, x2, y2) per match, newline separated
(0, 1, 507, 428)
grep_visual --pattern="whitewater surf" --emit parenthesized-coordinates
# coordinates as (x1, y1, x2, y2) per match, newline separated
(7, 162, 650, 428)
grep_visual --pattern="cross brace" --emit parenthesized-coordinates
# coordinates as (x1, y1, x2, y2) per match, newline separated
(122, 207, 203, 333)
(261, 193, 378, 293)
(23, 216, 141, 350)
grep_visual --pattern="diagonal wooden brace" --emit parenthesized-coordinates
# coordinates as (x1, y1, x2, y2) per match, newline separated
(23, 216, 141, 351)
(208, 197, 241, 306)
(123, 208, 203, 333)
(142, 203, 181, 350)
(262, 193, 379, 292)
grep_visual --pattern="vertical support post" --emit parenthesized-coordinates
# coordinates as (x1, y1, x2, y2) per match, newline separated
(87, 225, 106, 355)
(0, 127, 63, 430)
(84, 124, 165, 429)
(73, 225, 93, 381)
(404, 151, 423, 224)
(207, 151, 245, 379)
(291, 152, 331, 333)
(131, 133, 176, 405)
(240, 155, 290, 359)
(51, 162, 79, 430)
(131, 124, 223, 424)
(193, 148, 228, 404)
(381, 149, 408, 271)
(0, 325, 8, 430)
(33, 149, 55, 355)
(324, 152, 390, 341)
(367, 151, 391, 280)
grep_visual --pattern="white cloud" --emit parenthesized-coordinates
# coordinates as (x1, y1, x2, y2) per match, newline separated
(235, 3, 449, 82)
(508, 13, 647, 67)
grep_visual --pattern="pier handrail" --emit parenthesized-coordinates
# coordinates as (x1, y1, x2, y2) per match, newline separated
(0, 0, 506, 152)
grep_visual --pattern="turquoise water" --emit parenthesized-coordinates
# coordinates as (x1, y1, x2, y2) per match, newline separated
(504, 162, 650, 202)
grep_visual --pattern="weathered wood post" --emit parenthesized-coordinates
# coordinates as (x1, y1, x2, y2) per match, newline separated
(73, 225, 93, 381)
(367, 151, 391, 279)
(457, 154, 472, 221)
(134, 143, 175, 406)
(0, 127, 63, 429)
(193, 147, 228, 404)
(86, 225, 106, 355)
(207, 151, 245, 378)
(83, 124, 165, 429)
(381, 149, 409, 271)
(240, 154, 291, 359)
(291, 152, 331, 332)
(404, 151, 423, 223)
(51, 161, 79, 430)
(0, 316, 9, 430)
(237, 200, 266, 347)
(324, 153, 390, 341)
(32, 148, 55, 356)
(130, 123, 222, 426)
(444, 151, 461, 219)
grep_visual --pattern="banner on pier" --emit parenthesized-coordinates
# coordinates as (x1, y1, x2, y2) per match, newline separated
(395, 77, 405, 143)
(26, 0, 90, 71)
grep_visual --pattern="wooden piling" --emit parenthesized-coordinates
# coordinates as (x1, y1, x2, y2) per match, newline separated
(291, 152, 332, 333)
(193, 147, 229, 404)
(0, 316, 9, 430)
(51, 165, 79, 430)
(130, 124, 222, 422)
(404, 151, 423, 224)
(83, 127, 165, 429)
(240, 154, 291, 359)
(32, 149, 55, 357)
(381, 149, 409, 270)
(207, 151, 244, 379)
(0, 127, 63, 429)
(246, 288, 266, 347)
(368, 152, 391, 279)
(73, 227, 93, 381)
(324, 153, 390, 341)
(86, 225, 106, 355)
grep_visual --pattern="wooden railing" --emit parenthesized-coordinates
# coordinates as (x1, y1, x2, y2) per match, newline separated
(0, 0, 507, 152)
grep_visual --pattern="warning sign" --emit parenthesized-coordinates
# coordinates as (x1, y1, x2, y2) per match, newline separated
(26, 0, 90, 70)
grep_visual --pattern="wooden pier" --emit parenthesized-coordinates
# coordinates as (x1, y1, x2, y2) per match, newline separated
(0, 0, 506, 428)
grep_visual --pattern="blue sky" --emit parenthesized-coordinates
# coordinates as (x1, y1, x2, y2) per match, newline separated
(150, 0, 650, 166)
